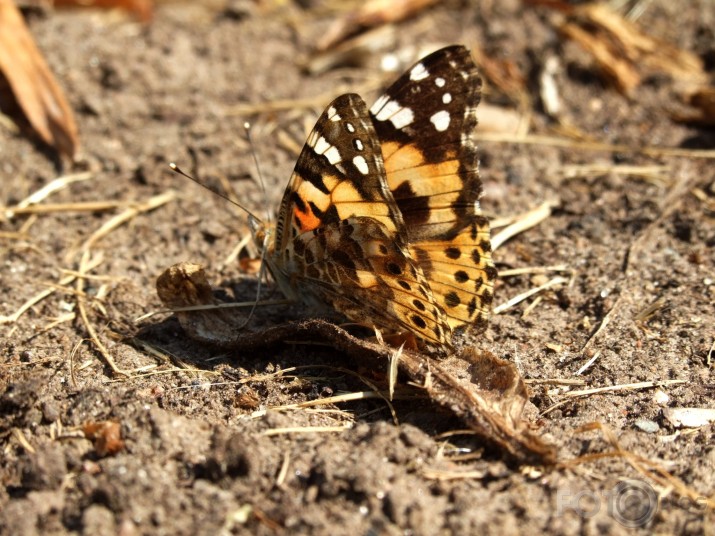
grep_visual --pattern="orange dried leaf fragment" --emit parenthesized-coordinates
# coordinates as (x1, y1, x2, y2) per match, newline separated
(52, 0, 154, 23)
(82, 420, 126, 456)
(0, 0, 79, 158)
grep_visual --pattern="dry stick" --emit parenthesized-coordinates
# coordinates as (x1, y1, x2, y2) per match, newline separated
(541, 379, 686, 416)
(474, 132, 715, 160)
(0, 255, 103, 324)
(491, 200, 558, 250)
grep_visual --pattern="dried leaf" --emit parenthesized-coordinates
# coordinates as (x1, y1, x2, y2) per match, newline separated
(317, 0, 439, 52)
(0, 0, 79, 158)
(53, 0, 154, 22)
(559, 3, 706, 94)
(673, 87, 715, 126)
(154, 262, 556, 465)
(83, 420, 125, 456)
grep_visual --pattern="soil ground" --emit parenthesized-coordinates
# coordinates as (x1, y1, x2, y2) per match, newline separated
(1, 1, 714, 534)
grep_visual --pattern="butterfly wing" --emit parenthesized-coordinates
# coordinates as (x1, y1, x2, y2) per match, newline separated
(369, 45, 497, 330)
(269, 93, 452, 351)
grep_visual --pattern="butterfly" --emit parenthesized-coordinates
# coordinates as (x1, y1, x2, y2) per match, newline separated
(249, 45, 496, 354)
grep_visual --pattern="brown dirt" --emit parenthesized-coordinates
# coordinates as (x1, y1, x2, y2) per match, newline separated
(1, 1, 714, 534)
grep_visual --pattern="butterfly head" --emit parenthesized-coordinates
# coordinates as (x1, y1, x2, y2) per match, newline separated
(248, 214, 271, 254)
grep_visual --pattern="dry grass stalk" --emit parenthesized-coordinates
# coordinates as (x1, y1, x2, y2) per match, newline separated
(263, 425, 353, 436)
(493, 275, 568, 315)
(491, 200, 558, 250)
(388, 343, 402, 402)
(498, 265, 570, 277)
(541, 379, 687, 416)
(3, 172, 93, 220)
(575, 350, 601, 375)
(7, 200, 142, 216)
(75, 250, 129, 377)
(525, 378, 587, 386)
(559, 163, 672, 187)
(474, 132, 715, 160)
(421, 468, 487, 481)
(275, 451, 291, 488)
(76, 190, 176, 254)
(12, 428, 36, 454)
(580, 296, 621, 354)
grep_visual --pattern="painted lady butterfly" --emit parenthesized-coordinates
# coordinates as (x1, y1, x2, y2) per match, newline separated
(250, 45, 496, 354)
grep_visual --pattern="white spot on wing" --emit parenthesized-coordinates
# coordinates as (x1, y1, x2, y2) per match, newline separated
(354, 139, 363, 151)
(353, 155, 369, 174)
(370, 94, 389, 115)
(410, 62, 429, 81)
(373, 99, 400, 121)
(346, 122, 355, 133)
(328, 106, 340, 121)
(435, 77, 445, 87)
(390, 107, 414, 129)
(373, 99, 414, 129)
(325, 146, 341, 164)
(442, 93, 452, 104)
(430, 110, 450, 132)
(314, 136, 341, 164)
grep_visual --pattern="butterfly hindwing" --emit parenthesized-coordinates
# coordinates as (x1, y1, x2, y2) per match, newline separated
(369, 46, 497, 331)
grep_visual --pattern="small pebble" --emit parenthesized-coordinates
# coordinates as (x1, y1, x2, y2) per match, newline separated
(634, 418, 660, 434)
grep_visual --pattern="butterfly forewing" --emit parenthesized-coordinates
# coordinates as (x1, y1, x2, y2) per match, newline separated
(267, 93, 452, 351)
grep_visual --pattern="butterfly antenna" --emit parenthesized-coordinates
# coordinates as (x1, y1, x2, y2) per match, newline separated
(243, 122, 271, 224)
(234, 233, 272, 329)
(169, 163, 263, 223)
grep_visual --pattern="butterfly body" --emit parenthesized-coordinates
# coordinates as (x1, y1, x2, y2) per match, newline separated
(252, 46, 496, 354)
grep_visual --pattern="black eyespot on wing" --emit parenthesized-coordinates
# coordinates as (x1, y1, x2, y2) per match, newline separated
(445, 291, 460, 308)
(471, 249, 481, 265)
(413, 299, 426, 311)
(454, 270, 469, 283)
(412, 315, 427, 329)
(445, 247, 461, 259)
(398, 280, 411, 290)
(386, 262, 402, 275)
